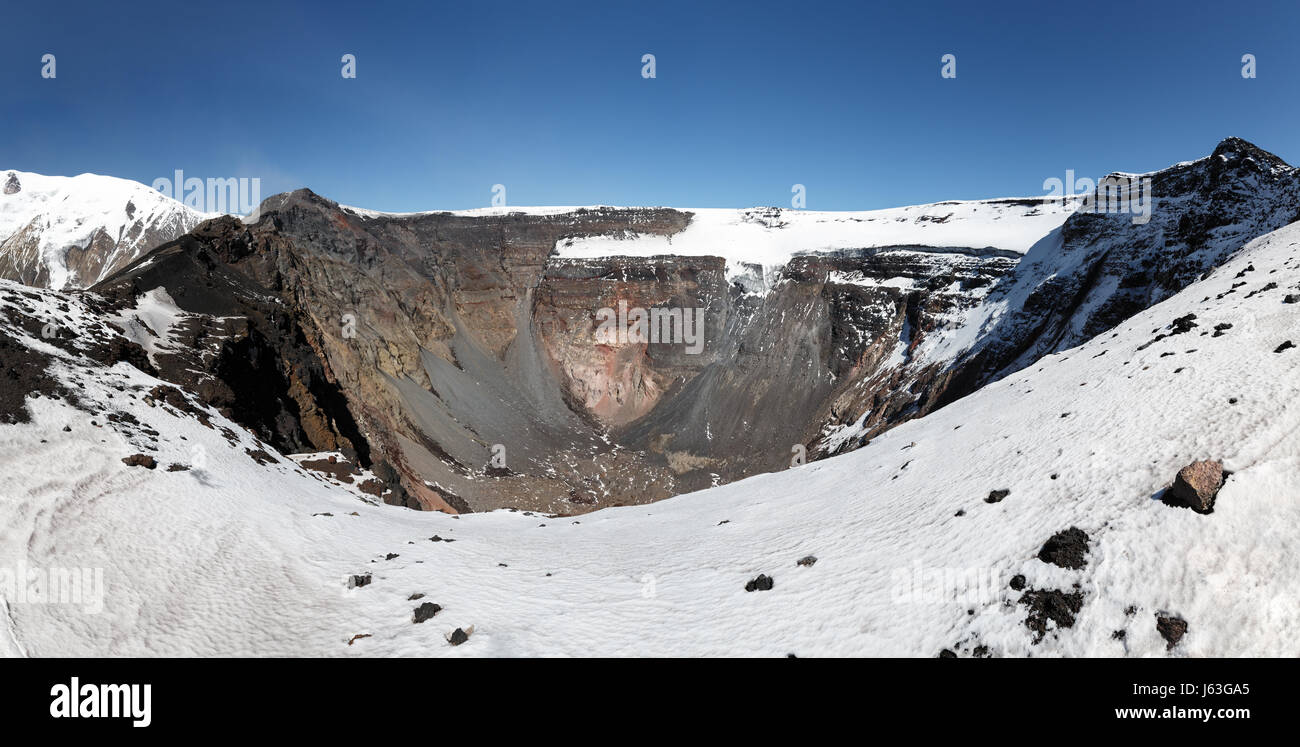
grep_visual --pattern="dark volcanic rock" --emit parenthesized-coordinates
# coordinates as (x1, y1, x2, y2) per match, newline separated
(1156, 613, 1187, 650)
(0, 328, 66, 424)
(745, 574, 774, 592)
(1162, 460, 1225, 514)
(447, 627, 470, 645)
(412, 602, 442, 624)
(1020, 588, 1085, 643)
(245, 448, 277, 465)
(1037, 527, 1090, 569)
(84, 337, 157, 377)
(985, 489, 1010, 503)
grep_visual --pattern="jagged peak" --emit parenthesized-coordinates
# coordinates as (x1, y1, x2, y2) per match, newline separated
(1210, 136, 1292, 172)
(253, 188, 338, 219)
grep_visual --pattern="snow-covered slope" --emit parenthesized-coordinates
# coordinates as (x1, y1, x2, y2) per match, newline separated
(553, 200, 1077, 282)
(0, 171, 214, 289)
(3, 212, 1299, 656)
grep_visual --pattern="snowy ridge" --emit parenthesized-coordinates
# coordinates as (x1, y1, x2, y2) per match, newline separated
(0, 170, 214, 289)
(3, 212, 1300, 655)
(338, 197, 1081, 288)
(554, 200, 1078, 285)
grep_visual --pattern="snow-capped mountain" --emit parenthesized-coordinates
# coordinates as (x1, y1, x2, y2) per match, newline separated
(2, 198, 1298, 656)
(0, 170, 214, 290)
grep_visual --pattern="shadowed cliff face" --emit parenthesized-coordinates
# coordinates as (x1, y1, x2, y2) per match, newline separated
(92, 197, 703, 512)
(86, 191, 1029, 511)
(85, 138, 1300, 514)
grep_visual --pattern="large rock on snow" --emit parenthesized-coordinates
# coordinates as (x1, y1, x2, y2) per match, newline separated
(1163, 460, 1225, 514)
(1037, 527, 1089, 569)
(1156, 613, 1188, 651)
(121, 453, 157, 469)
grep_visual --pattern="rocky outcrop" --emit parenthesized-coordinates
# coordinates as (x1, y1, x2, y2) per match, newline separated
(931, 138, 1300, 413)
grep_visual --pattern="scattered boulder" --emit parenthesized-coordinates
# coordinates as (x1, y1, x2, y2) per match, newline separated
(347, 574, 371, 589)
(1020, 588, 1085, 643)
(166, 463, 191, 472)
(412, 602, 443, 624)
(1162, 460, 1225, 514)
(938, 649, 957, 658)
(1275, 340, 1295, 353)
(1170, 313, 1198, 334)
(121, 453, 156, 469)
(796, 556, 818, 567)
(745, 574, 774, 592)
(447, 627, 471, 645)
(1156, 613, 1187, 650)
(985, 489, 1010, 504)
(1037, 527, 1090, 569)
(1009, 574, 1026, 591)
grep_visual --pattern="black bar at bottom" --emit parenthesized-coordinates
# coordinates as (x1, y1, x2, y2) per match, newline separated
(0, 657, 1283, 735)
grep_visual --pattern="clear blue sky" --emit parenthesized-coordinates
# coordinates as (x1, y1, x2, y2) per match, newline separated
(2, 0, 1297, 211)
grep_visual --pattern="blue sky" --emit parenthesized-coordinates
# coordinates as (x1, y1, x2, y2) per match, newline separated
(2, 0, 1298, 211)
